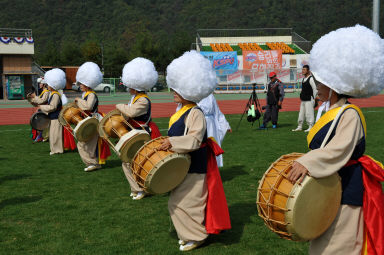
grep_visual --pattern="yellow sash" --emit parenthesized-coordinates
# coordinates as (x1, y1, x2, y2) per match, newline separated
(168, 103, 196, 129)
(39, 89, 49, 98)
(133, 93, 149, 104)
(84, 90, 96, 99)
(50, 91, 60, 97)
(307, 104, 367, 147)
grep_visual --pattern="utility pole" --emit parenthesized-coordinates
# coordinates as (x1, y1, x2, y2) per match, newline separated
(100, 42, 104, 74)
(373, 0, 380, 34)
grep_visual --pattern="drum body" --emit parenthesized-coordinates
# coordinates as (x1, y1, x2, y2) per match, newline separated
(59, 103, 99, 142)
(30, 112, 50, 131)
(256, 153, 341, 241)
(132, 136, 191, 194)
(98, 109, 151, 162)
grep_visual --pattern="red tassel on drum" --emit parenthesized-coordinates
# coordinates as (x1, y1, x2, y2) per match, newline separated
(205, 138, 231, 234)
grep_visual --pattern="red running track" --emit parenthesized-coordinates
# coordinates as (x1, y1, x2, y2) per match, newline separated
(1, 95, 384, 126)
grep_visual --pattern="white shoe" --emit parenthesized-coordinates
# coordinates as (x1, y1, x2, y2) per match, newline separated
(292, 127, 302, 132)
(178, 240, 186, 245)
(179, 240, 204, 251)
(304, 126, 313, 132)
(84, 165, 101, 172)
(50, 152, 55, 155)
(130, 193, 136, 197)
(132, 191, 145, 200)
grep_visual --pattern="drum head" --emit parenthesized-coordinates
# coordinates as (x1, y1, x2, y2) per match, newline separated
(58, 102, 77, 126)
(30, 112, 50, 131)
(286, 174, 341, 241)
(74, 116, 99, 142)
(117, 130, 150, 163)
(144, 153, 191, 194)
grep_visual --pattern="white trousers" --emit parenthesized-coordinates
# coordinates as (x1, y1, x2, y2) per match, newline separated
(297, 100, 314, 127)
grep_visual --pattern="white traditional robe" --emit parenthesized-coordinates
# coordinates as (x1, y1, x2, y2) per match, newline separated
(197, 94, 230, 167)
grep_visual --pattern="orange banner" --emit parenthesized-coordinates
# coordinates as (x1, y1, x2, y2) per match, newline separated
(243, 50, 282, 71)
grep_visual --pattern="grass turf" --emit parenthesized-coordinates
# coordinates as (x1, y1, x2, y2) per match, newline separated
(1, 108, 384, 254)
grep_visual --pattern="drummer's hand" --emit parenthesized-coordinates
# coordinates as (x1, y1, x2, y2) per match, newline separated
(74, 97, 80, 103)
(287, 161, 309, 184)
(159, 139, 172, 151)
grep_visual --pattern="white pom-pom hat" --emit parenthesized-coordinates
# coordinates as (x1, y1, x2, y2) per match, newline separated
(76, 62, 103, 89)
(166, 51, 217, 102)
(310, 24, 384, 98)
(44, 68, 66, 91)
(122, 57, 158, 91)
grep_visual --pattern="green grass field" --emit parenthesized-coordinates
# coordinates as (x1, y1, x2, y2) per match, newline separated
(1, 108, 384, 254)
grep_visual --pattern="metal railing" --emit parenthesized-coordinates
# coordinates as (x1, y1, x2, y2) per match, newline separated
(292, 32, 311, 53)
(0, 28, 32, 37)
(197, 28, 293, 38)
(213, 68, 306, 94)
(191, 41, 310, 54)
(195, 28, 312, 53)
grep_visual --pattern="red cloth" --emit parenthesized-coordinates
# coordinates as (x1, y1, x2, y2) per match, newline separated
(148, 121, 161, 139)
(204, 138, 231, 234)
(129, 120, 161, 139)
(98, 138, 111, 163)
(347, 156, 384, 255)
(31, 128, 38, 140)
(63, 126, 76, 151)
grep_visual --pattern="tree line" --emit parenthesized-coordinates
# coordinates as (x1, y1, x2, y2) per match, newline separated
(0, 0, 378, 77)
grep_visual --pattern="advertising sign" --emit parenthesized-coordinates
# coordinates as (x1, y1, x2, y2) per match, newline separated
(200, 51, 238, 74)
(243, 50, 282, 72)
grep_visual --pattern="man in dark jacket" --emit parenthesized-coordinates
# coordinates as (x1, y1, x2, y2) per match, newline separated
(260, 72, 285, 129)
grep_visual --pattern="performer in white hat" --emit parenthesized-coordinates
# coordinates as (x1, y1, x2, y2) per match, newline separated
(198, 93, 231, 167)
(39, 68, 76, 155)
(74, 62, 111, 172)
(159, 51, 231, 251)
(29, 77, 50, 143)
(287, 25, 384, 255)
(116, 57, 161, 200)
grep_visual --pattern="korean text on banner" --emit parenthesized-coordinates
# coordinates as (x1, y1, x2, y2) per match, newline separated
(243, 50, 282, 72)
(200, 51, 238, 75)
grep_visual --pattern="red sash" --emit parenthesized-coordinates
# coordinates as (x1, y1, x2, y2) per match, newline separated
(129, 119, 161, 139)
(63, 125, 76, 150)
(97, 111, 111, 164)
(346, 156, 384, 255)
(98, 137, 111, 164)
(203, 138, 231, 234)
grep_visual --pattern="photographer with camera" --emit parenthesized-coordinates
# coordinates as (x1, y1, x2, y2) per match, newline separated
(259, 72, 285, 129)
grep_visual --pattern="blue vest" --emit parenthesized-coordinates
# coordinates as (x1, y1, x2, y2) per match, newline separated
(132, 97, 152, 134)
(168, 108, 207, 174)
(47, 93, 62, 120)
(309, 107, 365, 206)
(133, 97, 151, 123)
(84, 93, 99, 113)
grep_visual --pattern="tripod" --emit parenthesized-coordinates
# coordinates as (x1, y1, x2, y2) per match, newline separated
(236, 84, 264, 130)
